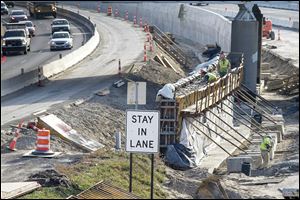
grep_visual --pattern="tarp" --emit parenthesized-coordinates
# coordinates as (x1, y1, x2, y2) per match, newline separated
(156, 83, 175, 100)
(190, 55, 219, 75)
(165, 144, 197, 170)
(165, 116, 224, 169)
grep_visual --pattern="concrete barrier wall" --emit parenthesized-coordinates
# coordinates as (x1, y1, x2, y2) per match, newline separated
(1, 5, 99, 97)
(64, 1, 232, 52)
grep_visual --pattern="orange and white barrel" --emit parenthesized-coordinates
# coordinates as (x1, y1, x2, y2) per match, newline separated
(32, 129, 54, 155)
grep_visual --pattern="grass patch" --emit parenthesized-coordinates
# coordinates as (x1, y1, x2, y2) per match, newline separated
(21, 148, 168, 199)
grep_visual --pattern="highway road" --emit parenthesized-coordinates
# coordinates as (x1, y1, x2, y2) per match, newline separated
(1, 6, 87, 81)
(1, 5, 145, 126)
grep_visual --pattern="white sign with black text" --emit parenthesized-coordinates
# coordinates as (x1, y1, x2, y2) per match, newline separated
(126, 110, 160, 153)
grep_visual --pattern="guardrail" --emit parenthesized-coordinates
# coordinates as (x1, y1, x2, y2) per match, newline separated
(1, 4, 99, 97)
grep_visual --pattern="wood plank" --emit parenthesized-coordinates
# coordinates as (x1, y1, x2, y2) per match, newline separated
(38, 114, 104, 152)
(1, 182, 41, 199)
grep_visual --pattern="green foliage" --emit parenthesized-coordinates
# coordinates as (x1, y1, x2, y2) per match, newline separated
(21, 148, 167, 199)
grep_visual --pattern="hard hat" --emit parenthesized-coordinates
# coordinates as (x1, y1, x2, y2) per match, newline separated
(201, 68, 207, 73)
(220, 51, 225, 58)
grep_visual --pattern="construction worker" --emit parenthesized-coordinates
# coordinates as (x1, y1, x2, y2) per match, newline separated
(217, 51, 231, 78)
(201, 68, 217, 84)
(260, 135, 272, 168)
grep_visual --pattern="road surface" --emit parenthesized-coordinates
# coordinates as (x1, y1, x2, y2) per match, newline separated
(1, 5, 145, 126)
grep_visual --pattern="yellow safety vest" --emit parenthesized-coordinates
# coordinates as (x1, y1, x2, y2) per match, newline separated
(219, 59, 230, 73)
(207, 72, 217, 82)
(260, 137, 271, 151)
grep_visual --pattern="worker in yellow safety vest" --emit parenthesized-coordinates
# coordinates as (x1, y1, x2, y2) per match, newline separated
(260, 135, 272, 168)
(201, 68, 217, 84)
(217, 51, 231, 78)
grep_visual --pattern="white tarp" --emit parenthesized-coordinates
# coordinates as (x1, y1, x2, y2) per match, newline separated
(179, 116, 223, 166)
(156, 83, 175, 100)
(190, 55, 219, 75)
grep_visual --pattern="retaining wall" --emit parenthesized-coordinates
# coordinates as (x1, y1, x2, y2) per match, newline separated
(64, 1, 232, 52)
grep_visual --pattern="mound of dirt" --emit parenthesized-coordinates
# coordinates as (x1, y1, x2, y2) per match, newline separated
(28, 169, 74, 188)
(132, 59, 184, 85)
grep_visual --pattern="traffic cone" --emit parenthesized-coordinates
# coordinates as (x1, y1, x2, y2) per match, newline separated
(8, 137, 18, 151)
(278, 29, 281, 40)
(139, 17, 143, 28)
(125, 11, 128, 21)
(149, 41, 153, 52)
(118, 59, 121, 75)
(143, 50, 147, 62)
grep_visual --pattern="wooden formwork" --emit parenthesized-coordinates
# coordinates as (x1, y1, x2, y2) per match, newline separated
(159, 64, 244, 148)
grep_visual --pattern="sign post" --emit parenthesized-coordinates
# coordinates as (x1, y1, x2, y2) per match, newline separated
(126, 81, 159, 199)
(126, 110, 159, 199)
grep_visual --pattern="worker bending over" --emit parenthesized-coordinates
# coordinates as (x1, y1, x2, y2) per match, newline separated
(201, 68, 217, 84)
(260, 135, 272, 169)
(217, 51, 231, 78)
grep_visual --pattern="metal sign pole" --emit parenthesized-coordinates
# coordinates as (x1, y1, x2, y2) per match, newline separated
(150, 154, 154, 199)
(129, 82, 139, 193)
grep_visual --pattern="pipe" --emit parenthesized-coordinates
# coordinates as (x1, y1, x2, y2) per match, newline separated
(239, 87, 274, 114)
(205, 109, 252, 145)
(233, 91, 277, 124)
(185, 118, 232, 156)
(191, 117, 247, 153)
(241, 83, 278, 109)
(225, 97, 266, 137)
(235, 89, 276, 120)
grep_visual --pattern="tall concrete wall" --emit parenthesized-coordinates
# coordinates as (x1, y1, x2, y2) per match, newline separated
(63, 1, 232, 52)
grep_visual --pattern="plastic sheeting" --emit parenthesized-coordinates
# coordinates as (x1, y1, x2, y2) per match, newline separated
(190, 55, 220, 75)
(156, 83, 175, 100)
(165, 144, 197, 170)
(165, 115, 225, 169)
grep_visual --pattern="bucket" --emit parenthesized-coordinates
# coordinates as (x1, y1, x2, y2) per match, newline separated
(241, 162, 251, 176)
(253, 113, 262, 124)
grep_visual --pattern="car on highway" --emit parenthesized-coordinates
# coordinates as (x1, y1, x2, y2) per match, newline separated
(9, 9, 28, 22)
(49, 31, 73, 51)
(1, 1, 9, 15)
(27, 1, 57, 19)
(2, 28, 31, 55)
(4, 1, 14, 7)
(51, 18, 70, 34)
(20, 21, 36, 37)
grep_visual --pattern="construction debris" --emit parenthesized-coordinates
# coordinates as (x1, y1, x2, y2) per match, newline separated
(28, 169, 73, 188)
(1, 182, 41, 199)
(67, 181, 141, 199)
(37, 114, 104, 152)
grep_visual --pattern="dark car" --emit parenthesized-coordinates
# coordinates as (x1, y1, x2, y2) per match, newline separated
(9, 9, 28, 22)
(1, 1, 9, 15)
(4, 1, 14, 7)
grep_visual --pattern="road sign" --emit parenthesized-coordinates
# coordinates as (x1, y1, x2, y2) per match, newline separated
(126, 110, 160, 153)
(127, 82, 146, 105)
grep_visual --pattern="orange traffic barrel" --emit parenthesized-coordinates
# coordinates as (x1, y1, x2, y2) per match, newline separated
(32, 129, 54, 155)
(107, 6, 112, 16)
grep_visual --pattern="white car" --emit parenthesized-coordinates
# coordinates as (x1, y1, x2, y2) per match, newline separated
(50, 31, 73, 51)
(51, 19, 70, 34)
